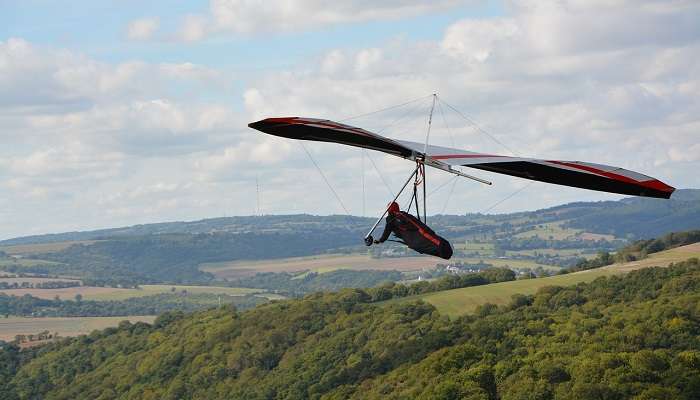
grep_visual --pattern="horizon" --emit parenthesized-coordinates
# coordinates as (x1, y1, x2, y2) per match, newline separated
(3, 188, 697, 242)
(2, 1, 698, 239)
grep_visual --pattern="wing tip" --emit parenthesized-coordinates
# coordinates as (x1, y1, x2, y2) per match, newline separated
(641, 179, 675, 199)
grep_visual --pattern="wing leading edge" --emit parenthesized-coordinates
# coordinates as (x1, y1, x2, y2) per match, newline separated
(249, 117, 675, 199)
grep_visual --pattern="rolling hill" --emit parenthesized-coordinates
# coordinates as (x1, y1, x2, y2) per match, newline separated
(2, 189, 699, 246)
(1, 258, 698, 399)
(396, 243, 700, 317)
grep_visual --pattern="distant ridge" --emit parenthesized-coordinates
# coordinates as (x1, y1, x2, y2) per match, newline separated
(2, 189, 698, 246)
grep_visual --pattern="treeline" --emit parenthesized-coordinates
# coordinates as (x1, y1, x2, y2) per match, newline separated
(495, 236, 621, 252)
(570, 229, 700, 272)
(0, 281, 80, 290)
(231, 269, 404, 296)
(1, 258, 698, 399)
(234, 267, 514, 300)
(0, 292, 266, 318)
(336, 267, 516, 303)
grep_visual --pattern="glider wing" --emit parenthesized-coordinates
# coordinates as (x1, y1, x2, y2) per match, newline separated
(248, 117, 415, 158)
(398, 140, 675, 199)
(248, 117, 675, 199)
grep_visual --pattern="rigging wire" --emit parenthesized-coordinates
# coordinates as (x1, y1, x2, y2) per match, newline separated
(435, 96, 458, 214)
(427, 175, 458, 197)
(365, 150, 394, 196)
(436, 96, 456, 147)
(480, 182, 534, 214)
(299, 142, 352, 216)
(376, 96, 431, 134)
(441, 177, 459, 215)
(361, 149, 365, 217)
(439, 97, 520, 157)
(339, 94, 434, 122)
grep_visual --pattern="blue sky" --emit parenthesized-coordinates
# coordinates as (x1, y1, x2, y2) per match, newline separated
(1, 0, 699, 239)
(2, 1, 503, 66)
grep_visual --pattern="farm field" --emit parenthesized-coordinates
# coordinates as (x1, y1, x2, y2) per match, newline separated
(0, 258, 64, 267)
(0, 240, 99, 255)
(457, 257, 560, 271)
(201, 253, 560, 280)
(514, 222, 581, 240)
(505, 248, 598, 257)
(86, 284, 263, 300)
(0, 284, 263, 301)
(0, 316, 156, 342)
(200, 254, 446, 279)
(393, 243, 700, 317)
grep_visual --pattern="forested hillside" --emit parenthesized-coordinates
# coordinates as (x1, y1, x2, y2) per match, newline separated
(2, 258, 698, 399)
(9, 230, 361, 285)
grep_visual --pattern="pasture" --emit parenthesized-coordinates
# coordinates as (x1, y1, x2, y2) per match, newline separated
(393, 243, 700, 317)
(0, 316, 156, 342)
(0, 284, 263, 301)
(0, 240, 99, 255)
(200, 254, 445, 279)
(514, 222, 581, 240)
(0, 258, 64, 268)
(86, 284, 263, 301)
(200, 253, 558, 280)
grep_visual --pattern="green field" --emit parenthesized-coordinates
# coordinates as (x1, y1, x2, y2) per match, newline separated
(201, 252, 559, 281)
(0, 240, 99, 255)
(457, 257, 560, 271)
(505, 248, 596, 257)
(0, 316, 156, 341)
(80, 284, 263, 301)
(201, 254, 445, 279)
(394, 243, 700, 317)
(0, 284, 266, 301)
(0, 258, 64, 267)
(514, 221, 581, 240)
(454, 242, 495, 256)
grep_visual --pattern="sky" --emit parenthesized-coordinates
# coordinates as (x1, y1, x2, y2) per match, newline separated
(1, 0, 699, 239)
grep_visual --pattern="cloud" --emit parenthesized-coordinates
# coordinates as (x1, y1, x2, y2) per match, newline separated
(176, 0, 467, 41)
(0, 38, 248, 237)
(242, 0, 700, 216)
(3, 1, 700, 239)
(126, 17, 160, 40)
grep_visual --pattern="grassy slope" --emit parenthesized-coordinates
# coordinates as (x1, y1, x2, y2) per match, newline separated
(0, 284, 263, 301)
(0, 241, 100, 255)
(0, 316, 156, 341)
(395, 243, 700, 317)
(201, 253, 556, 280)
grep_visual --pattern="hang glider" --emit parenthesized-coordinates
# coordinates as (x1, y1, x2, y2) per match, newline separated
(248, 116, 675, 199)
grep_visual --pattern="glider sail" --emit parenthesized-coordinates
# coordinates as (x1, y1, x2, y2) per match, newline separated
(248, 117, 675, 199)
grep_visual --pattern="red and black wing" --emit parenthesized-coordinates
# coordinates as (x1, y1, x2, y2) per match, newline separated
(248, 117, 415, 158)
(398, 140, 675, 199)
(249, 117, 675, 199)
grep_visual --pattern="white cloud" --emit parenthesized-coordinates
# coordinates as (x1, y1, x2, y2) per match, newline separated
(126, 17, 160, 40)
(3, 0, 700, 239)
(176, 0, 467, 40)
(242, 0, 700, 217)
(0, 39, 247, 237)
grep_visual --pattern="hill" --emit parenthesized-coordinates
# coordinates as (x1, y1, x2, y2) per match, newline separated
(2, 189, 699, 247)
(1, 258, 698, 399)
(0, 191, 697, 288)
(404, 243, 700, 317)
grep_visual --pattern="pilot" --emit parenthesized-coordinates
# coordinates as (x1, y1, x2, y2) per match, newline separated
(372, 201, 453, 260)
